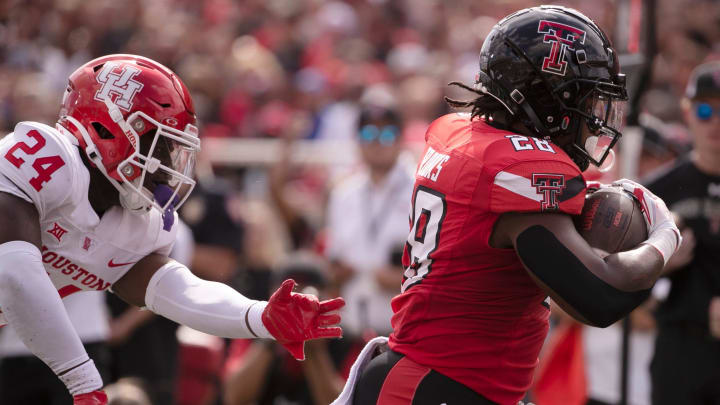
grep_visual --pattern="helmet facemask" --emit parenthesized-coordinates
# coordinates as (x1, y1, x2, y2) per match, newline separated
(114, 103, 199, 229)
(554, 78, 627, 171)
(72, 97, 200, 230)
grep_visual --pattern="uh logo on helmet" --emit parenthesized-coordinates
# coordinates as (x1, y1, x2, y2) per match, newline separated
(57, 54, 200, 228)
(94, 62, 144, 112)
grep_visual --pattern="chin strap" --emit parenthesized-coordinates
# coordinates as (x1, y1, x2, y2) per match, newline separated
(153, 184, 179, 231)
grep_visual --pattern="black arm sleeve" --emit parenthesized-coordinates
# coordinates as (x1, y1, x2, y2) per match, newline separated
(517, 225, 650, 328)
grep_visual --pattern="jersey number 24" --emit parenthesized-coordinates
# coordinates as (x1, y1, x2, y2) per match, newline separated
(4, 130, 66, 192)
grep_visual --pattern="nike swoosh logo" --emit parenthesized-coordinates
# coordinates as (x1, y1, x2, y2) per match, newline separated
(108, 259, 136, 268)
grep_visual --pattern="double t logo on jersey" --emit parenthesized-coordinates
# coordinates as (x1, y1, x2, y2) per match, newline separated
(532, 174, 566, 211)
(537, 20, 586, 76)
(94, 62, 144, 112)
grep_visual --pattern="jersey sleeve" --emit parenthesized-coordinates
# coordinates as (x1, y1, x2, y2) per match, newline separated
(488, 158, 587, 215)
(0, 122, 79, 218)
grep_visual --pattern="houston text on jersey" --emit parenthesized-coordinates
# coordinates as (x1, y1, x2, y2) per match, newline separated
(41, 246, 111, 291)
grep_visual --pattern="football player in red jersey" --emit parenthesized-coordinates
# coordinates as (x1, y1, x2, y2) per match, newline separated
(0, 55, 344, 404)
(331, 6, 681, 405)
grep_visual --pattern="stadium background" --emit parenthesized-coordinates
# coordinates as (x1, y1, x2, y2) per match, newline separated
(1, 0, 718, 404)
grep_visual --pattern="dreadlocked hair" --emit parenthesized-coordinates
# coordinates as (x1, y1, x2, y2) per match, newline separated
(444, 81, 508, 120)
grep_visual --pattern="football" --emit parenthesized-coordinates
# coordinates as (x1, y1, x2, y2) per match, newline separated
(573, 186, 648, 253)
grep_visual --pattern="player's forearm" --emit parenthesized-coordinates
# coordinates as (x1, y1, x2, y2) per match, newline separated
(144, 261, 273, 339)
(601, 244, 665, 291)
(518, 226, 654, 328)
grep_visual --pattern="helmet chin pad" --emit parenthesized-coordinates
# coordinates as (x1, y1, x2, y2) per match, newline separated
(585, 135, 599, 156)
(153, 184, 179, 231)
(582, 135, 614, 172)
(119, 178, 154, 212)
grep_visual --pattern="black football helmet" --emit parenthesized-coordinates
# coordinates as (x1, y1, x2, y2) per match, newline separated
(476, 6, 627, 171)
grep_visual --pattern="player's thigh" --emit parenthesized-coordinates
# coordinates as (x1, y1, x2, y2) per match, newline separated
(411, 368, 496, 405)
(353, 350, 496, 405)
(353, 349, 403, 405)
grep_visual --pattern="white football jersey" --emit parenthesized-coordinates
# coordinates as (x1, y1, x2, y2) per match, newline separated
(0, 122, 177, 324)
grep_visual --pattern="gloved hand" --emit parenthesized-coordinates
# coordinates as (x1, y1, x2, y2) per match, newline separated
(612, 178, 681, 263)
(73, 390, 108, 405)
(262, 279, 345, 360)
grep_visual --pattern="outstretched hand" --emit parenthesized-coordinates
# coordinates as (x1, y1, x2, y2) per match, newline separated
(262, 279, 345, 360)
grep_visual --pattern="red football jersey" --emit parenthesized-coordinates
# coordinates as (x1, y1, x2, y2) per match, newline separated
(388, 113, 587, 405)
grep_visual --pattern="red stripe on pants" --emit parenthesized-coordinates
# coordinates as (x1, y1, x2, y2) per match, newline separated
(377, 356, 431, 405)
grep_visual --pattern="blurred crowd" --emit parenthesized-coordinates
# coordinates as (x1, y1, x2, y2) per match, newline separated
(1, 0, 715, 142)
(2, 0, 720, 404)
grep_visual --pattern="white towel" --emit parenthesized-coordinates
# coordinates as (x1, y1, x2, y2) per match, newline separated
(330, 336, 389, 405)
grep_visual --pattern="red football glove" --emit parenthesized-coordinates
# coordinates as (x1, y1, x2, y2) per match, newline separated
(73, 390, 108, 405)
(262, 279, 345, 360)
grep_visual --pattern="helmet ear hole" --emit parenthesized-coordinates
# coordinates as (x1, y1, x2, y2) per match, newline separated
(91, 122, 115, 139)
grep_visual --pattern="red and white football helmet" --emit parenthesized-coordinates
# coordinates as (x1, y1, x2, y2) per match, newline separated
(57, 54, 200, 222)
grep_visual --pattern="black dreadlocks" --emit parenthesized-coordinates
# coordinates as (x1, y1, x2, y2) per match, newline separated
(443, 81, 520, 131)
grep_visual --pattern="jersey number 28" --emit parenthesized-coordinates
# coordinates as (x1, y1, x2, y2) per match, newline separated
(4, 130, 66, 191)
(402, 186, 447, 293)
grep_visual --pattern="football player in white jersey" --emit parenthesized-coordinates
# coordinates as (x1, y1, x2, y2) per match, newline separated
(0, 54, 345, 405)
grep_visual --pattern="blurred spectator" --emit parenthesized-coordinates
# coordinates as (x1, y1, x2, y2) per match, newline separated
(0, 291, 111, 405)
(325, 100, 415, 336)
(267, 109, 329, 253)
(181, 177, 245, 284)
(578, 119, 688, 405)
(105, 378, 152, 405)
(222, 254, 358, 405)
(533, 119, 687, 405)
(644, 60, 720, 405)
(105, 219, 194, 405)
(5, 0, 719, 141)
(176, 325, 226, 405)
(173, 172, 248, 405)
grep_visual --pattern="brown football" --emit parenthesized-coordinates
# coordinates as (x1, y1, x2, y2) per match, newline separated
(573, 186, 648, 253)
